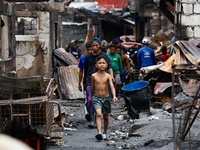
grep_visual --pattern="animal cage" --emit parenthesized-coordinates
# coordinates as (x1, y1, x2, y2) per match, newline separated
(0, 76, 61, 136)
(172, 65, 200, 150)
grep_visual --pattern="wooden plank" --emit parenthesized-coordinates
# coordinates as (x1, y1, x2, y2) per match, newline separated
(10, 94, 13, 120)
(15, 11, 40, 17)
(165, 1, 174, 13)
(28, 93, 31, 125)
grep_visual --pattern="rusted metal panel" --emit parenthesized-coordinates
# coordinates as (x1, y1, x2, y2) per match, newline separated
(58, 66, 85, 100)
(53, 48, 79, 66)
(154, 82, 178, 95)
(174, 40, 200, 65)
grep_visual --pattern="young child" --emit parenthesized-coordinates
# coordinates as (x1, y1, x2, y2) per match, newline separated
(91, 55, 118, 141)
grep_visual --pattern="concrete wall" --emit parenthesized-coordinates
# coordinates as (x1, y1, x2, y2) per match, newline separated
(16, 12, 50, 78)
(62, 23, 87, 50)
(175, 0, 200, 40)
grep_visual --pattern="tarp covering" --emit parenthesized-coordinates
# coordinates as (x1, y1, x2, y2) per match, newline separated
(94, 0, 129, 9)
(120, 42, 143, 48)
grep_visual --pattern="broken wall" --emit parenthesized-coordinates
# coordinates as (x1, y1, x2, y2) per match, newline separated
(62, 23, 87, 50)
(175, 0, 200, 40)
(16, 12, 50, 78)
(14, 2, 65, 78)
(0, 1, 16, 76)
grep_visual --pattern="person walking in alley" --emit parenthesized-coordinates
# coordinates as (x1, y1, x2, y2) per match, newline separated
(78, 42, 92, 92)
(91, 55, 118, 141)
(70, 40, 82, 59)
(137, 38, 156, 68)
(107, 44, 123, 97)
(116, 46, 130, 86)
(84, 37, 114, 128)
(156, 46, 169, 63)
(78, 42, 92, 121)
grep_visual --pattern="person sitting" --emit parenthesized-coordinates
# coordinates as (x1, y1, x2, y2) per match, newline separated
(157, 46, 169, 63)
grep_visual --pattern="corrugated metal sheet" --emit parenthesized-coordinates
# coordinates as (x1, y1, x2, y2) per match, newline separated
(159, 40, 200, 73)
(53, 48, 79, 66)
(58, 66, 85, 100)
(174, 40, 200, 65)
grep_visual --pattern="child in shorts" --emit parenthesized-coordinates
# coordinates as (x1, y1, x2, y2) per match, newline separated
(91, 55, 118, 141)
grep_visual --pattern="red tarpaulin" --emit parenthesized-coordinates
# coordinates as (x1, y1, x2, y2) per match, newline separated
(120, 42, 143, 48)
(94, 0, 129, 9)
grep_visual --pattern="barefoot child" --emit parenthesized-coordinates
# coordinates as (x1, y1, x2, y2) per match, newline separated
(91, 55, 118, 141)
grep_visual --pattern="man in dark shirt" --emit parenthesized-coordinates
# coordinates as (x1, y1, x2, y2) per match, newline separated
(84, 37, 113, 128)
(69, 40, 82, 59)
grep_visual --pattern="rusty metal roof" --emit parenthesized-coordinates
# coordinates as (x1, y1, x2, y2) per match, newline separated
(174, 40, 200, 65)
(53, 48, 79, 66)
(58, 66, 85, 100)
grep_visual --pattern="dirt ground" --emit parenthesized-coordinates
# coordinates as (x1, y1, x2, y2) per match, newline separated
(47, 98, 200, 150)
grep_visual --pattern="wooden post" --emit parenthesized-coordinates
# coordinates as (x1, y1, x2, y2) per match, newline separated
(28, 93, 31, 125)
(10, 94, 13, 120)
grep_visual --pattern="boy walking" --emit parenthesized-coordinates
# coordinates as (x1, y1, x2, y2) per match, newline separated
(84, 37, 113, 128)
(91, 55, 118, 141)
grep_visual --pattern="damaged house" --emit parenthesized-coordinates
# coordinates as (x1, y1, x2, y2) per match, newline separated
(0, 1, 16, 76)
(14, 2, 65, 78)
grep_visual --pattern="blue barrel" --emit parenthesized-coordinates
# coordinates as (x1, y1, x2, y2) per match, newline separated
(122, 81, 151, 110)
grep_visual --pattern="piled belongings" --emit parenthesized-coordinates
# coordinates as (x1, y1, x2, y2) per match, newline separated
(53, 48, 84, 100)
(150, 40, 200, 110)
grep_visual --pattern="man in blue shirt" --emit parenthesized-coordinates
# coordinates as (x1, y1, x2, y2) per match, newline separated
(137, 38, 156, 68)
(78, 42, 92, 91)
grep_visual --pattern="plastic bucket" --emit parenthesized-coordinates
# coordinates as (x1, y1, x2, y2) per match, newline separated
(122, 81, 151, 110)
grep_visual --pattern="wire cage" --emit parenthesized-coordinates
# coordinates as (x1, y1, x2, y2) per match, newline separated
(0, 77, 59, 136)
(172, 65, 200, 150)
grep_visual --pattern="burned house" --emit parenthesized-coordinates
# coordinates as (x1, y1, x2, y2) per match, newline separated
(14, 2, 65, 78)
(130, 0, 174, 42)
(0, 1, 16, 76)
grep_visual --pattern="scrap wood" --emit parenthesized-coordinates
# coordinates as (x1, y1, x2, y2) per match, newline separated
(162, 93, 193, 111)
(143, 36, 160, 49)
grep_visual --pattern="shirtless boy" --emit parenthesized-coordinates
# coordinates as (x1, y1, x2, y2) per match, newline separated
(91, 55, 118, 141)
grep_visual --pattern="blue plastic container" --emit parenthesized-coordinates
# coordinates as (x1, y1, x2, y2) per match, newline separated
(122, 81, 151, 110)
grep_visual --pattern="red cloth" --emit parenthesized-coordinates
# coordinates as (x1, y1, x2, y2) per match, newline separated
(94, 0, 129, 9)
(157, 53, 169, 63)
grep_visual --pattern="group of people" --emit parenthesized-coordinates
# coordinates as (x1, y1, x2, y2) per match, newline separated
(69, 37, 169, 141)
